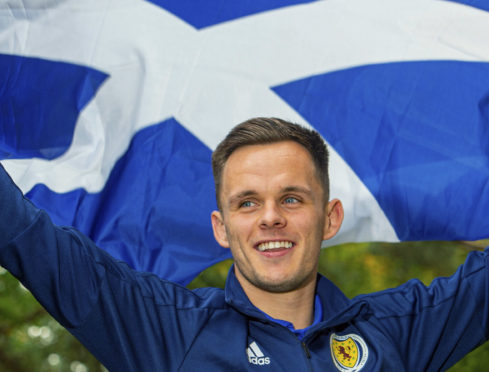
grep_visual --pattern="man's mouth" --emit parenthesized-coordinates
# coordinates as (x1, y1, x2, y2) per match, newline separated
(256, 241, 294, 252)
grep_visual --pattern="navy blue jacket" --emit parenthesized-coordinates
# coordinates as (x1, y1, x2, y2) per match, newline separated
(1, 164, 488, 371)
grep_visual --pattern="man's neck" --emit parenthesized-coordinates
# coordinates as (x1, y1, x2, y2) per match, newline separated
(237, 274, 317, 330)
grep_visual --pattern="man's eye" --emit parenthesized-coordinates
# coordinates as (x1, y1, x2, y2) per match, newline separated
(284, 197, 298, 204)
(240, 200, 255, 208)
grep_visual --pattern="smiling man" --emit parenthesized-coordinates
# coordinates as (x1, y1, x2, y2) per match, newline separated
(211, 121, 343, 330)
(1, 117, 489, 371)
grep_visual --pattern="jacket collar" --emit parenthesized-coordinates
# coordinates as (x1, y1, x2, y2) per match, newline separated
(224, 265, 264, 319)
(224, 265, 372, 328)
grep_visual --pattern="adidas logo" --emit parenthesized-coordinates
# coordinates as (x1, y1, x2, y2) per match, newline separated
(247, 341, 271, 366)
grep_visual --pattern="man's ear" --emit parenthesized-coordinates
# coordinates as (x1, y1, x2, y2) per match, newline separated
(211, 210, 230, 248)
(322, 199, 344, 241)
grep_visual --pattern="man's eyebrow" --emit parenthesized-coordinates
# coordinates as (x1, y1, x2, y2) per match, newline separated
(282, 186, 313, 196)
(228, 190, 258, 205)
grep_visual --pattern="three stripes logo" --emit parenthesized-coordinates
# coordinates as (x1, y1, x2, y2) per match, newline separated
(247, 341, 271, 366)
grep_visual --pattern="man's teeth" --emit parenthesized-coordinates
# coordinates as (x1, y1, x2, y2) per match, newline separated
(257, 241, 293, 252)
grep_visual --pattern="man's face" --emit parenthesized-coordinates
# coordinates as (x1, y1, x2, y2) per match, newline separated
(211, 141, 343, 293)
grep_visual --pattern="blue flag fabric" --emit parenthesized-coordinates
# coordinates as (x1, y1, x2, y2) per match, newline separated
(0, 54, 108, 160)
(0, 0, 488, 284)
(273, 60, 489, 241)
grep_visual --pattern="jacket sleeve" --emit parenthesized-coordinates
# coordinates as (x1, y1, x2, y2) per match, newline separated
(0, 164, 213, 371)
(366, 247, 489, 371)
(0, 163, 106, 326)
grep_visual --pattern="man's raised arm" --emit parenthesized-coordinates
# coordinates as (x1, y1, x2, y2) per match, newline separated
(0, 163, 206, 371)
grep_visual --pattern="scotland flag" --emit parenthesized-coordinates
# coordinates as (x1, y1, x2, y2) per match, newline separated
(1, 0, 488, 285)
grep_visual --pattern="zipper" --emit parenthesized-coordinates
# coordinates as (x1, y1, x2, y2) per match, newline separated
(301, 341, 311, 359)
(301, 341, 314, 372)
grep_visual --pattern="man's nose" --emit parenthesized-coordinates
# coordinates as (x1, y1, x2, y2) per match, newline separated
(259, 202, 286, 229)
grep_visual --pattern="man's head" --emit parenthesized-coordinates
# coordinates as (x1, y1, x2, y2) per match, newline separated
(212, 117, 330, 210)
(210, 118, 343, 295)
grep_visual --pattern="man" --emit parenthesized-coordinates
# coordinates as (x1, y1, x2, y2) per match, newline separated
(211, 117, 343, 332)
(0, 117, 488, 371)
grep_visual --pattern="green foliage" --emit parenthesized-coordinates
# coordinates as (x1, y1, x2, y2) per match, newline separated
(187, 259, 232, 289)
(0, 267, 106, 372)
(1, 240, 488, 371)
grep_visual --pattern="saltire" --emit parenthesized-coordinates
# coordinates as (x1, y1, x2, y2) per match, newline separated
(0, 0, 488, 285)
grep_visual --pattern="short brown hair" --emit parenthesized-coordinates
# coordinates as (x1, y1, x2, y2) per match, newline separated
(212, 117, 329, 210)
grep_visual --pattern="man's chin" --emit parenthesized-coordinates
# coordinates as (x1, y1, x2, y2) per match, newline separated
(250, 275, 311, 294)
(235, 264, 314, 294)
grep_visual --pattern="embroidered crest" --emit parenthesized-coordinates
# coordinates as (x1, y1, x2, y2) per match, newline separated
(330, 333, 368, 371)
